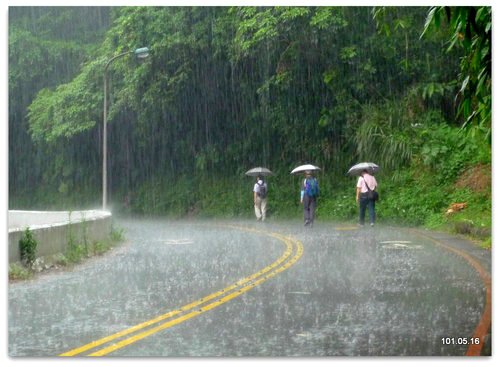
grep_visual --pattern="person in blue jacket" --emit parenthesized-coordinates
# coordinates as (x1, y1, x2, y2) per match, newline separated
(300, 171, 319, 227)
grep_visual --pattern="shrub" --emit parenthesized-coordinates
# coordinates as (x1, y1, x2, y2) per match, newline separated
(19, 227, 37, 268)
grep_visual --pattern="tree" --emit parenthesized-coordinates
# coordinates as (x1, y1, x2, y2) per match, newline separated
(422, 6, 491, 136)
(10, 6, 472, 214)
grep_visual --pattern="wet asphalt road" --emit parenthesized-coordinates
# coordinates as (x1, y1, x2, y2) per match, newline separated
(8, 218, 491, 357)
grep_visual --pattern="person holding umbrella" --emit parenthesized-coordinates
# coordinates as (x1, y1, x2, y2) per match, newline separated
(300, 171, 320, 227)
(349, 163, 379, 227)
(253, 175, 268, 221)
(245, 167, 272, 222)
(291, 164, 321, 227)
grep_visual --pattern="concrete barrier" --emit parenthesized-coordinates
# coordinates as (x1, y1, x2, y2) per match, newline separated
(8, 210, 112, 264)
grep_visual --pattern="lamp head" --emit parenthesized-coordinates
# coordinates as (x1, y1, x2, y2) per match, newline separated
(134, 47, 150, 59)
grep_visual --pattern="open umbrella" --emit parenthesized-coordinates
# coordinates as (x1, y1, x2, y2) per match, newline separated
(245, 167, 273, 177)
(291, 164, 321, 174)
(347, 162, 379, 176)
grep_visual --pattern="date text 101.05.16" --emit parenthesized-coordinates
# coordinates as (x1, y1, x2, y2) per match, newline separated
(441, 337, 480, 345)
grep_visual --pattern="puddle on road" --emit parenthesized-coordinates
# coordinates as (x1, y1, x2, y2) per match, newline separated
(379, 240, 423, 250)
(296, 333, 312, 338)
(163, 239, 194, 245)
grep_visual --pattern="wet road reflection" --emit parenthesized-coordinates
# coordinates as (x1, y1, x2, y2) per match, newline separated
(8, 219, 490, 356)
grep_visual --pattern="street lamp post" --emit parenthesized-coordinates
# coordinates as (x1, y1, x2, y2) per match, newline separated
(102, 47, 149, 211)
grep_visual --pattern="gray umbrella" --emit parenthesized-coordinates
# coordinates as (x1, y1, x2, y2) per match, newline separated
(245, 167, 273, 177)
(347, 162, 379, 176)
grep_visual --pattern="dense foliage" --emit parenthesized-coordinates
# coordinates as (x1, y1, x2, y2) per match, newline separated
(9, 7, 111, 206)
(9, 6, 491, 243)
(423, 7, 491, 135)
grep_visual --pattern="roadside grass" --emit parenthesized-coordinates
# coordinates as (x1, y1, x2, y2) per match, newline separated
(126, 175, 492, 250)
(8, 263, 34, 281)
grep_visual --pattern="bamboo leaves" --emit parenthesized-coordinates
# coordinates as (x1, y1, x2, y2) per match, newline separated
(421, 6, 491, 134)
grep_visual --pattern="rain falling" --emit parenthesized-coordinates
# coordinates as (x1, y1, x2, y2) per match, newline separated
(7, 5, 492, 359)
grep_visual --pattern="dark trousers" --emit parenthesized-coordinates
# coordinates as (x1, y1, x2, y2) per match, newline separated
(359, 195, 375, 225)
(303, 195, 317, 225)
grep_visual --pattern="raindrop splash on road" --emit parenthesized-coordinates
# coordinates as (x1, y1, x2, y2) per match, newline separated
(8, 219, 489, 357)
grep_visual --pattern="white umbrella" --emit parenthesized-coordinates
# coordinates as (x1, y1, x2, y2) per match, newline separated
(347, 162, 379, 176)
(290, 164, 321, 174)
(245, 167, 273, 177)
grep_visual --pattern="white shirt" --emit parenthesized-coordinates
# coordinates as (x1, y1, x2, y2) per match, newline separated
(253, 181, 267, 194)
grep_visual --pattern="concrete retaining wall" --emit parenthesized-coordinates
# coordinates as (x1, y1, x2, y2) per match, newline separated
(8, 210, 112, 264)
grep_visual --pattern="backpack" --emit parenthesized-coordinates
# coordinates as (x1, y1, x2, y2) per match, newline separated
(258, 182, 267, 198)
(305, 178, 319, 198)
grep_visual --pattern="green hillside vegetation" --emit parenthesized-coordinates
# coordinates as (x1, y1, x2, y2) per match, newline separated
(9, 7, 491, 247)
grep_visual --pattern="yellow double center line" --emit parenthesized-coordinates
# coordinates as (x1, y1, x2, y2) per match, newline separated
(59, 225, 303, 357)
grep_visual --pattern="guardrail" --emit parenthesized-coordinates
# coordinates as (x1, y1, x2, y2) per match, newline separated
(8, 210, 112, 264)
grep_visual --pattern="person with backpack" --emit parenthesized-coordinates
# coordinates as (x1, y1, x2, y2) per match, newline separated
(356, 169, 378, 226)
(300, 171, 319, 227)
(253, 176, 268, 221)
